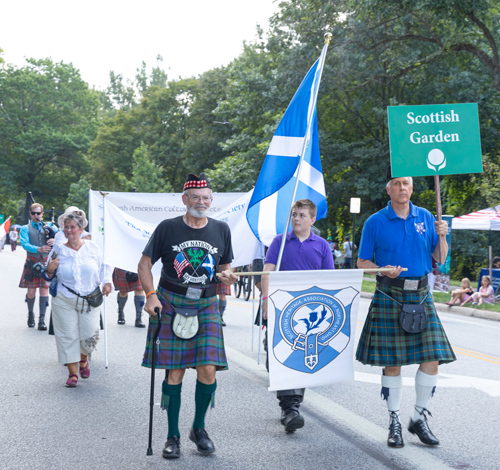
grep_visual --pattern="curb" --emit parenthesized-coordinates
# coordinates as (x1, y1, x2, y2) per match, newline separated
(359, 291, 500, 322)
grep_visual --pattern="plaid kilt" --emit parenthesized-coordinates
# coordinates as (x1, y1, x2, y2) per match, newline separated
(19, 254, 49, 289)
(216, 282, 231, 296)
(356, 281, 456, 367)
(113, 268, 142, 292)
(142, 285, 227, 371)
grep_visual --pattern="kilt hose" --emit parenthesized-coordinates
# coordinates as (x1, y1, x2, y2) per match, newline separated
(112, 268, 142, 292)
(142, 286, 227, 371)
(19, 254, 49, 289)
(216, 282, 231, 296)
(356, 281, 456, 367)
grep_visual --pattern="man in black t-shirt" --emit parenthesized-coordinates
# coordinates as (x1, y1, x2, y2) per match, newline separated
(138, 173, 236, 460)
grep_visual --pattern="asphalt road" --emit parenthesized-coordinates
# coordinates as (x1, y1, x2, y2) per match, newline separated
(1, 248, 499, 470)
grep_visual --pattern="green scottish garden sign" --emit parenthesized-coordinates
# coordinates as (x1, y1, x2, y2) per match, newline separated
(387, 103, 482, 178)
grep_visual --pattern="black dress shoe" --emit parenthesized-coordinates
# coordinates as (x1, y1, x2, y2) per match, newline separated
(28, 312, 35, 328)
(162, 435, 181, 459)
(408, 413, 439, 446)
(189, 428, 215, 454)
(387, 412, 404, 448)
(38, 321, 47, 331)
(117, 312, 125, 325)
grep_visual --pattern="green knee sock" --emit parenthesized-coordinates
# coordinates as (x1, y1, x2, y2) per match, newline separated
(193, 380, 217, 429)
(162, 382, 182, 438)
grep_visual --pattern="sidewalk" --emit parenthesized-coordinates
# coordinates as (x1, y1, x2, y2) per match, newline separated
(361, 278, 500, 322)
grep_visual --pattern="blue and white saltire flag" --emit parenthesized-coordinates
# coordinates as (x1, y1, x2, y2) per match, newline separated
(246, 47, 329, 246)
(267, 270, 363, 391)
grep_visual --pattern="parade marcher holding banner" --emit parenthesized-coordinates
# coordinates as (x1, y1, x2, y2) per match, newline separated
(19, 203, 58, 330)
(356, 167, 456, 449)
(138, 173, 237, 459)
(43, 210, 112, 387)
(261, 199, 334, 433)
(113, 268, 146, 327)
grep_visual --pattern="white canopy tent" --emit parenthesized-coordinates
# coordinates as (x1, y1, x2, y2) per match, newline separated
(451, 204, 500, 278)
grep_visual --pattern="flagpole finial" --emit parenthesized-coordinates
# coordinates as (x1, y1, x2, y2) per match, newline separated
(324, 32, 332, 45)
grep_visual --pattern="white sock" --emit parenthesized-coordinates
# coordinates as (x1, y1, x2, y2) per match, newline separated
(381, 373, 403, 418)
(413, 369, 438, 422)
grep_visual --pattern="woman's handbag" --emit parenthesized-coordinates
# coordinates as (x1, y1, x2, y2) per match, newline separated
(400, 304, 427, 334)
(171, 307, 199, 340)
(61, 284, 103, 308)
(85, 287, 104, 308)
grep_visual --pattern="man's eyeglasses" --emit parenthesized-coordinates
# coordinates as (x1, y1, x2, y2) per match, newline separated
(31, 211, 42, 215)
(187, 195, 212, 203)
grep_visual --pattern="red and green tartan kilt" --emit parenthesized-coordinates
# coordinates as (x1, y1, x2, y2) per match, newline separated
(216, 282, 231, 296)
(113, 268, 142, 292)
(356, 281, 456, 367)
(142, 285, 227, 371)
(19, 254, 49, 289)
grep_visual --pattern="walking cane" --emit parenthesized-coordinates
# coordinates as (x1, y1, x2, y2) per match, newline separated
(147, 307, 162, 456)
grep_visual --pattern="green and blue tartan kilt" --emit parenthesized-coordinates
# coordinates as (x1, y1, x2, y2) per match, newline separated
(356, 281, 456, 367)
(141, 286, 227, 371)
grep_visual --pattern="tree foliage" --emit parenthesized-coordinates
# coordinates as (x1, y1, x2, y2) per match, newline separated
(0, 58, 100, 220)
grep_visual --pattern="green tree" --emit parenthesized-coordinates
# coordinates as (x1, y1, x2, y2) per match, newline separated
(0, 58, 100, 215)
(65, 177, 91, 212)
(118, 142, 173, 193)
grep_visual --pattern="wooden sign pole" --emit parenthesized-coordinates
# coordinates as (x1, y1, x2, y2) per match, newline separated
(434, 175, 447, 264)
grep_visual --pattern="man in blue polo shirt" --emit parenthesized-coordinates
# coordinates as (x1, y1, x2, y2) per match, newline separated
(356, 168, 456, 449)
(261, 199, 334, 432)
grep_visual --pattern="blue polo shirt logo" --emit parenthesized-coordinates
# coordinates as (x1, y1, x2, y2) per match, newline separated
(414, 222, 426, 234)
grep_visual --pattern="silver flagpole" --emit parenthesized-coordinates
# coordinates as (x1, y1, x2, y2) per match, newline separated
(251, 281, 255, 351)
(101, 191, 109, 369)
(275, 33, 332, 271)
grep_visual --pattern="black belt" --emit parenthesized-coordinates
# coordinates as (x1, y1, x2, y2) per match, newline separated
(159, 278, 217, 298)
(376, 275, 428, 291)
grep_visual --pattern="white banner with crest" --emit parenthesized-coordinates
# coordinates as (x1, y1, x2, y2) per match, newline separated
(267, 270, 363, 391)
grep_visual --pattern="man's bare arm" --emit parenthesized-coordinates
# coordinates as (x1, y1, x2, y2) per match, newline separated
(261, 263, 276, 320)
(138, 254, 162, 315)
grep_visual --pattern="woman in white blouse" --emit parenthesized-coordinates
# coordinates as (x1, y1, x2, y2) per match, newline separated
(45, 210, 112, 387)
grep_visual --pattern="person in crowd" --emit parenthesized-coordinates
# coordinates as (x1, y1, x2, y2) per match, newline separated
(462, 275, 495, 306)
(9, 228, 18, 251)
(356, 167, 456, 449)
(113, 268, 145, 327)
(342, 236, 356, 269)
(43, 209, 112, 388)
(53, 206, 91, 246)
(493, 256, 500, 269)
(19, 203, 58, 330)
(446, 278, 473, 306)
(261, 199, 334, 433)
(138, 173, 237, 459)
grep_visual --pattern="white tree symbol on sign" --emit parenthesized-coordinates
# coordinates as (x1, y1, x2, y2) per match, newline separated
(427, 149, 446, 171)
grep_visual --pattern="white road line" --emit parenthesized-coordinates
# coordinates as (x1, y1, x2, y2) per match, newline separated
(226, 345, 453, 470)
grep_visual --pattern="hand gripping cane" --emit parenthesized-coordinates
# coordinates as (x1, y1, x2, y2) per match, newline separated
(147, 307, 162, 456)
